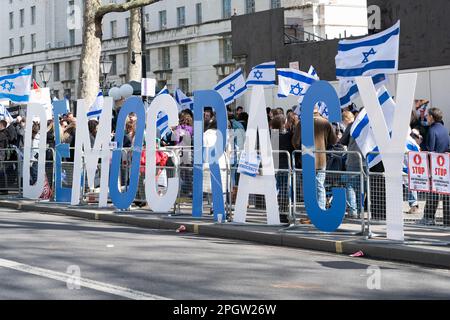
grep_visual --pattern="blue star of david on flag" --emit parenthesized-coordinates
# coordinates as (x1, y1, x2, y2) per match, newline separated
(289, 83, 303, 96)
(362, 48, 377, 63)
(253, 70, 263, 80)
(1, 80, 15, 92)
(228, 83, 236, 93)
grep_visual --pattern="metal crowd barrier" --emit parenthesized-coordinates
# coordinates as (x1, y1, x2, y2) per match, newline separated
(0, 148, 21, 197)
(226, 150, 293, 225)
(290, 150, 368, 236)
(3, 144, 449, 240)
(367, 151, 450, 230)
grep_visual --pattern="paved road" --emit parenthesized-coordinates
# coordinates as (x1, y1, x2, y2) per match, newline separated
(0, 208, 449, 300)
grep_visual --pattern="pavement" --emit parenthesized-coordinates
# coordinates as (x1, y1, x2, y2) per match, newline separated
(0, 198, 449, 269)
(0, 208, 449, 299)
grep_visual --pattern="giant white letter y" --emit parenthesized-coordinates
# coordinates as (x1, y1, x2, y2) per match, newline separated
(356, 74, 417, 241)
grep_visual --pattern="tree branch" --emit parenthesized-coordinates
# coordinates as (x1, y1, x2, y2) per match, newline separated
(96, 0, 160, 19)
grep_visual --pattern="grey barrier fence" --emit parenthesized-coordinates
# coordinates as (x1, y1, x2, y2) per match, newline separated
(3, 146, 450, 240)
(290, 150, 368, 236)
(168, 146, 232, 221)
(367, 151, 450, 230)
(226, 150, 293, 225)
(0, 148, 21, 196)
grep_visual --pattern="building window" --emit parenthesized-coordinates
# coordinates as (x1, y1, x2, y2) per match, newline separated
(159, 10, 167, 30)
(145, 13, 150, 28)
(20, 9, 24, 28)
(31, 6, 36, 25)
(125, 18, 129, 36)
(179, 79, 189, 95)
(196, 3, 202, 24)
(271, 0, 281, 9)
(145, 49, 151, 73)
(246, 0, 255, 14)
(69, 29, 75, 46)
(9, 39, 14, 56)
(9, 12, 14, 30)
(177, 7, 185, 27)
(223, 38, 232, 63)
(110, 20, 117, 39)
(110, 55, 117, 75)
(179, 45, 189, 68)
(54, 63, 60, 82)
(31, 34, 36, 52)
(222, 0, 231, 19)
(20, 36, 25, 54)
(66, 61, 73, 80)
(160, 47, 170, 70)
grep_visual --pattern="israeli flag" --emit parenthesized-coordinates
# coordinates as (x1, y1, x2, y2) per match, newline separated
(317, 102, 329, 119)
(175, 88, 193, 111)
(351, 86, 412, 168)
(308, 66, 320, 80)
(87, 91, 104, 119)
(246, 61, 276, 86)
(335, 21, 400, 78)
(157, 86, 169, 96)
(277, 68, 317, 98)
(339, 73, 387, 108)
(157, 111, 170, 138)
(214, 68, 247, 106)
(0, 104, 13, 123)
(0, 65, 32, 103)
(298, 65, 321, 105)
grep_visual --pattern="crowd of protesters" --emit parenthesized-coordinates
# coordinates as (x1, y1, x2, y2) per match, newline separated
(0, 97, 449, 226)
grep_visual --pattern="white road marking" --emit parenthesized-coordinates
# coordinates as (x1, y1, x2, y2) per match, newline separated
(0, 258, 170, 300)
(106, 244, 115, 248)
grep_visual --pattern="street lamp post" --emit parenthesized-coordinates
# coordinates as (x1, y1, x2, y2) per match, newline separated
(39, 65, 52, 88)
(100, 54, 113, 95)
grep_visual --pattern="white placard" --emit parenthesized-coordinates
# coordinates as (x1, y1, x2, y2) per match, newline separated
(430, 153, 450, 195)
(141, 78, 156, 97)
(237, 151, 261, 177)
(408, 152, 430, 192)
(29, 88, 52, 120)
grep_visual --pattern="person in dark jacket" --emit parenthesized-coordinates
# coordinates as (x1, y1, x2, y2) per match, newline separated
(270, 114, 294, 220)
(420, 108, 450, 226)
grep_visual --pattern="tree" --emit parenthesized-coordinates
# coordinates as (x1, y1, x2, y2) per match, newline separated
(126, 6, 142, 82)
(78, 0, 158, 107)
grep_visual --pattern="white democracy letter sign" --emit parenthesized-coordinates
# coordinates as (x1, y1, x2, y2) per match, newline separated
(234, 86, 280, 225)
(71, 98, 113, 207)
(145, 94, 179, 212)
(23, 103, 48, 199)
(430, 153, 450, 195)
(408, 152, 430, 192)
(356, 73, 417, 241)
